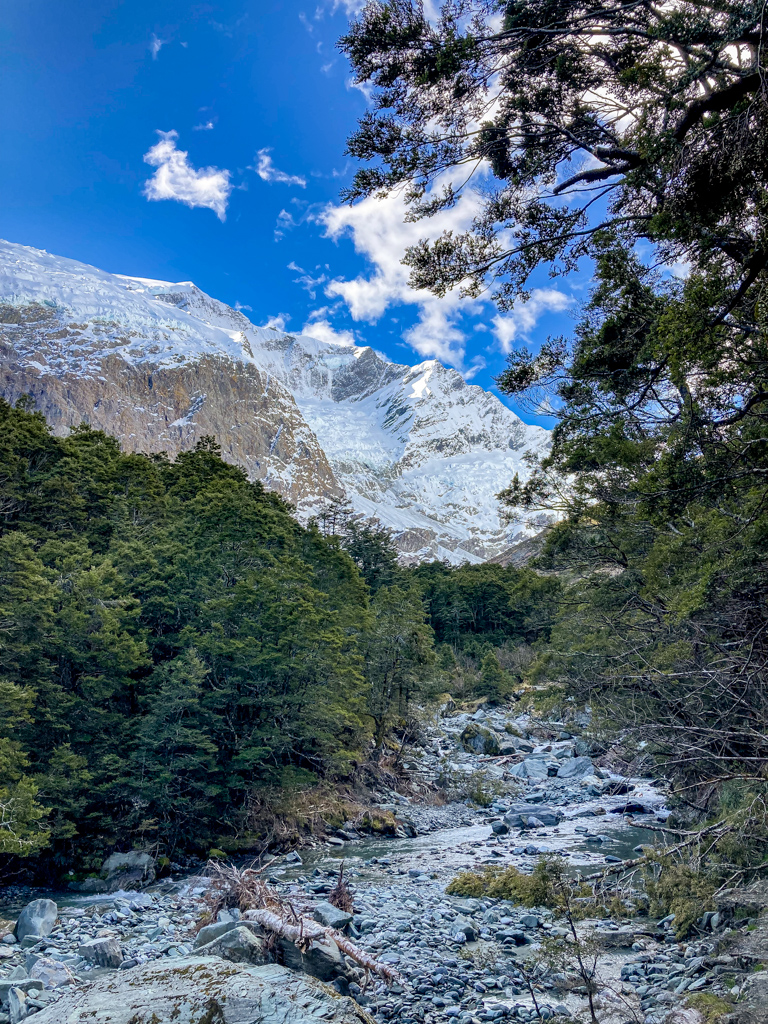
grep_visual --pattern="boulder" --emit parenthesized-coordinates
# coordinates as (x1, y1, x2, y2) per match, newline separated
(68, 877, 109, 893)
(277, 935, 347, 982)
(491, 820, 509, 835)
(313, 901, 353, 930)
(194, 925, 268, 965)
(504, 804, 563, 828)
(29, 956, 75, 988)
(8, 987, 27, 1024)
(29, 957, 374, 1024)
(193, 919, 237, 948)
(592, 927, 637, 948)
(508, 757, 557, 780)
(556, 756, 594, 779)
(498, 741, 519, 756)
(460, 724, 500, 756)
(14, 899, 57, 943)
(100, 851, 155, 891)
(78, 936, 123, 968)
(740, 971, 768, 1023)
(609, 801, 649, 814)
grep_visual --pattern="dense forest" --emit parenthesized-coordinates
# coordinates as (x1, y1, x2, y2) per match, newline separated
(0, 402, 555, 877)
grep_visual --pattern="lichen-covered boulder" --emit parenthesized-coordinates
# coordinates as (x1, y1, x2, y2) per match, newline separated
(31, 957, 375, 1024)
(460, 723, 500, 755)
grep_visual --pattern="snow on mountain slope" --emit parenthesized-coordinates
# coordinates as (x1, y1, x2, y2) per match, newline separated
(0, 239, 550, 563)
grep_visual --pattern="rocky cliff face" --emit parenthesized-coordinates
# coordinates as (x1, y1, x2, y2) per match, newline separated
(0, 239, 549, 562)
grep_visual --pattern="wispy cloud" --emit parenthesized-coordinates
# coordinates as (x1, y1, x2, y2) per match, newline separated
(194, 120, 215, 131)
(290, 263, 328, 299)
(149, 34, 165, 59)
(142, 131, 232, 220)
(491, 291, 573, 353)
(254, 149, 307, 188)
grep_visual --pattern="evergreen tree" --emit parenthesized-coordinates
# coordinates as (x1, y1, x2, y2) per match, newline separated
(341, 519, 400, 593)
(363, 586, 435, 756)
(476, 651, 506, 704)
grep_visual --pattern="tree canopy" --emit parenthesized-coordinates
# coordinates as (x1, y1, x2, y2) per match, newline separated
(342, 0, 767, 316)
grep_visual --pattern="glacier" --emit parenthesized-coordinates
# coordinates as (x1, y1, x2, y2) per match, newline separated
(0, 238, 550, 564)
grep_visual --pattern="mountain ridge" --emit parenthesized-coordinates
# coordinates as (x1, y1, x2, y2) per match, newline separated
(0, 238, 549, 563)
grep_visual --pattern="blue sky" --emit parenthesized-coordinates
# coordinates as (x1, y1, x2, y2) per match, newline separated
(0, 0, 577, 422)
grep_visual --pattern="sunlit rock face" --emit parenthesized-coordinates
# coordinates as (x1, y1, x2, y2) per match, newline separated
(0, 239, 549, 562)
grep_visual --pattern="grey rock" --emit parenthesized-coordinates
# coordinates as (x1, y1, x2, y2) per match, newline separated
(508, 758, 551, 780)
(13, 900, 57, 943)
(193, 919, 237, 948)
(194, 925, 268, 965)
(29, 957, 372, 1024)
(490, 821, 509, 836)
(741, 970, 768, 1019)
(460, 724, 500, 756)
(100, 851, 155, 891)
(67, 877, 109, 893)
(504, 804, 563, 828)
(29, 957, 75, 989)
(8, 988, 27, 1024)
(313, 902, 353, 930)
(277, 935, 346, 982)
(0, 980, 41, 1005)
(593, 927, 637, 948)
(556, 756, 593, 779)
(78, 936, 123, 968)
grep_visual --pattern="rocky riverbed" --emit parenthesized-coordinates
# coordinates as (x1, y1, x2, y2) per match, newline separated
(1, 704, 765, 1024)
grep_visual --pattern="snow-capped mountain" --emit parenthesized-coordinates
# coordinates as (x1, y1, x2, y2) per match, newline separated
(0, 239, 549, 563)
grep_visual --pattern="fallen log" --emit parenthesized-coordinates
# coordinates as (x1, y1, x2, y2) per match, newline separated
(243, 908, 402, 983)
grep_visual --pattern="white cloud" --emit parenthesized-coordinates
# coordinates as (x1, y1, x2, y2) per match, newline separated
(142, 130, 232, 220)
(301, 316, 357, 347)
(234, 301, 252, 312)
(261, 314, 290, 331)
(274, 209, 298, 240)
(194, 120, 215, 131)
(254, 149, 307, 188)
(329, 0, 366, 13)
(491, 290, 573, 352)
(149, 34, 165, 59)
(345, 77, 374, 103)
(318, 172, 488, 368)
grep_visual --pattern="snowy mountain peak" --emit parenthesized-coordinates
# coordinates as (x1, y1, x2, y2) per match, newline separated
(0, 238, 549, 563)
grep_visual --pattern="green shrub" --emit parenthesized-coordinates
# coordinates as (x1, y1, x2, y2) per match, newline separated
(447, 857, 565, 906)
(644, 858, 716, 939)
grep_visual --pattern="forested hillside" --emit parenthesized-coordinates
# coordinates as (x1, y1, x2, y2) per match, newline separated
(0, 401, 557, 877)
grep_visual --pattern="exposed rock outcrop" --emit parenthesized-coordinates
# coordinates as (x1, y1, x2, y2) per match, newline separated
(31, 957, 374, 1024)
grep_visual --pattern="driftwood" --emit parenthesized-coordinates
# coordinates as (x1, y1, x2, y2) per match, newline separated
(244, 908, 402, 983)
(204, 860, 400, 984)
